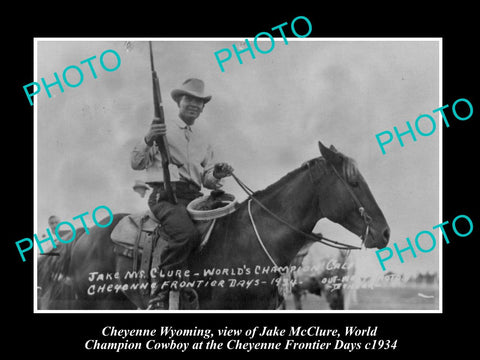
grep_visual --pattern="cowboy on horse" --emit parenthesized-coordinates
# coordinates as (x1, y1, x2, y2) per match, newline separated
(130, 78, 234, 309)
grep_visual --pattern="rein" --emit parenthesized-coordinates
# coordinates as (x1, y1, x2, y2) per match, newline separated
(231, 169, 364, 270)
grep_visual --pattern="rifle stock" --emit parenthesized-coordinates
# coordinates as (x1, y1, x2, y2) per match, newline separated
(149, 41, 177, 204)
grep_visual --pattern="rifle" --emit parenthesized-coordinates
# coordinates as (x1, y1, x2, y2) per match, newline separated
(149, 41, 177, 204)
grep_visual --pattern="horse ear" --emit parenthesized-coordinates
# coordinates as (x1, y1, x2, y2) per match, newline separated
(318, 141, 342, 165)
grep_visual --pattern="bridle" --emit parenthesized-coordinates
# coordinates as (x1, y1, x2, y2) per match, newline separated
(231, 158, 373, 268)
(326, 161, 373, 248)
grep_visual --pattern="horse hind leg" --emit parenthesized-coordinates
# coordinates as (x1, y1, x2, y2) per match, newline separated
(67, 213, 142, 310)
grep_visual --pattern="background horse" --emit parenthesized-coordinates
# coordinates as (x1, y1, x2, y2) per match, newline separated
(39, 142, 390, 310)
(289, 248, 354, 310)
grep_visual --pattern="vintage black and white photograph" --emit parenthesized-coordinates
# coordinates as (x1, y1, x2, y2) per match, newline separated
(34, 38, 440, 312)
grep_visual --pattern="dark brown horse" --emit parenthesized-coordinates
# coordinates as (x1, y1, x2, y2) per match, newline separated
(38, 142, 390, 310)
(37, 228, 87, 309)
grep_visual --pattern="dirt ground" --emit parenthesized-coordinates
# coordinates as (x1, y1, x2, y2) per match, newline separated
(283, 283, 439, 311)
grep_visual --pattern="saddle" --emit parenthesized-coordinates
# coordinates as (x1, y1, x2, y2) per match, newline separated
(110, 190, 237, 308)
(111, 210, 215, 260)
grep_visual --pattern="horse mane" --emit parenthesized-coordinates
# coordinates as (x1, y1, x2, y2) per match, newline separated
(250, 162, 312, 199)
(339, 153, 360, 185)
(249, 150, 359, 200)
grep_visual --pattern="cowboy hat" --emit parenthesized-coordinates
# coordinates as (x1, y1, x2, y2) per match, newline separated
(133, 180, 149, 190)
(171, 78, 212, 104)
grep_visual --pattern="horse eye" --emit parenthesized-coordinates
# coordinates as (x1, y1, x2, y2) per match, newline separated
(350, 180, 359, 187)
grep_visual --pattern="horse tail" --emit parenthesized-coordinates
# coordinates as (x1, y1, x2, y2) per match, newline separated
(37, 227, 86, 310)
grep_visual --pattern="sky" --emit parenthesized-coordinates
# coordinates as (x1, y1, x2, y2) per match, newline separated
(35, 39, 440, 277)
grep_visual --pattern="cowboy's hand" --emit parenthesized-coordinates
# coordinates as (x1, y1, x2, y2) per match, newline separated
(145, 118, 167, 146)
(213, 163, 234, 179)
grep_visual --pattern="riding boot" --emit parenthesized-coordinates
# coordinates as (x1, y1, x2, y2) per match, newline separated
(148, 289, 169, 310)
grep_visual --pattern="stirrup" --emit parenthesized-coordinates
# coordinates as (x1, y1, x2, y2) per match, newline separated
(147, 292, 169, 310)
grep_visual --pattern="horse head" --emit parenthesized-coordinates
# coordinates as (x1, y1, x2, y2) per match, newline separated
(315, 141, 390, 249)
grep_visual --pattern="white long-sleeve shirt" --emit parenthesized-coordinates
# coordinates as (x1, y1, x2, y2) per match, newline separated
(131, 118, 222, 190)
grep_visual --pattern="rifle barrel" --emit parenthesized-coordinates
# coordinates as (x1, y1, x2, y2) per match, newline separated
(148, 41, 177, 204)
